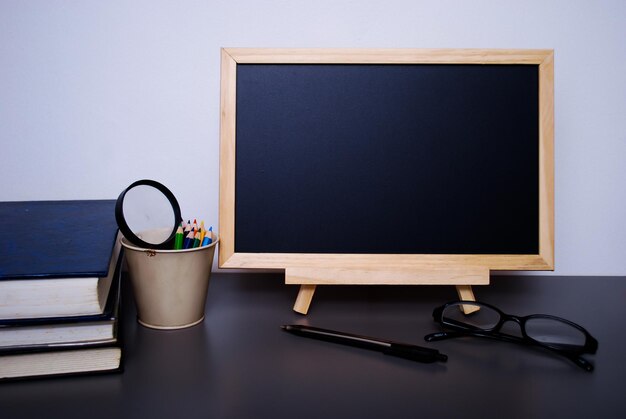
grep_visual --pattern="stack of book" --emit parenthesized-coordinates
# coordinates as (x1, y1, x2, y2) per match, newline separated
(0, 200, 123, 381)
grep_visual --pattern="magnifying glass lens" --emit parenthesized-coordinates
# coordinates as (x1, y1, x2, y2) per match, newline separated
(122, 185, 175, 244)
(115, 180, 182, 249)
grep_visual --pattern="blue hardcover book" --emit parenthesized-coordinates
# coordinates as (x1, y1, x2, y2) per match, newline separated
(0, 200, 120, 320)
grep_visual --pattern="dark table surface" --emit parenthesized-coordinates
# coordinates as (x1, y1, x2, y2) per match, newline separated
(1, 272, 625, 419)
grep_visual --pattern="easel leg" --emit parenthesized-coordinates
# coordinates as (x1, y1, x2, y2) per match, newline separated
(455, 285, 480, 314)
(293, 285, 316, 314)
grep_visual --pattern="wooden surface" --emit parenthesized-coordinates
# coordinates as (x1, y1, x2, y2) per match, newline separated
(223, 48, 553, 64)
(221, 252, 553, 270)
(218, 48, 237, 268)
(286, 266, 490, 285)
(538, 51, 555, 268)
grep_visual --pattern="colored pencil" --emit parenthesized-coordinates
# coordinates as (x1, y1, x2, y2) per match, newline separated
(199, 221, 206, 244)
(201, 226, 213, 246)
(183, 230, 195, 249)
(192, 230, 201, 248)
(174, 224, 184, 250)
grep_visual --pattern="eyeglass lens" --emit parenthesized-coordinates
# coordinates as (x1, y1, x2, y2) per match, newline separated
(442, 303, 500, 330)
(524, 317, 586, 346)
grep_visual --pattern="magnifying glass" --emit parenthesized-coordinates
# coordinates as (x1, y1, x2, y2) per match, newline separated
(115, 179, 182, 249)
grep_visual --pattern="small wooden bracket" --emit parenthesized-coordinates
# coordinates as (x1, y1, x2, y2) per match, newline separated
(287, 266, 489, 314)
(455, 284, 480, 314)
(293, 285, 317, 315)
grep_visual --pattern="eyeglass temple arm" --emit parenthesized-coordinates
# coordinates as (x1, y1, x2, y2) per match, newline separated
(563, 352, 594, 372)
(424, 331, 594, 372)
(424, 330, 465, 342)
(424, 329, 525, 345)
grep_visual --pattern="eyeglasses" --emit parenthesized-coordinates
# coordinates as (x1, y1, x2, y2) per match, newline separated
(424, 301, 598, 371)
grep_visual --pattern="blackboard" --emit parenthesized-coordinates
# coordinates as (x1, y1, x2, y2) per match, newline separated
(220, 49, 554, 314)
(234, 63, 539, 255)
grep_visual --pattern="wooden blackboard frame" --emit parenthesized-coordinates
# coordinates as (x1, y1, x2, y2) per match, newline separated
(219, 48, 554, 313)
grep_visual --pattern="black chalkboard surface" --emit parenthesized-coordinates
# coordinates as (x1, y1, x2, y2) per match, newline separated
(234, 63, 539, 255)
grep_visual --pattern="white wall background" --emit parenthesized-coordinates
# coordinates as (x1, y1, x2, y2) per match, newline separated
(1, 0, 624, 275)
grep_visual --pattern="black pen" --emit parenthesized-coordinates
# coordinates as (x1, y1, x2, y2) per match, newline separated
(281, 324, 447, 363)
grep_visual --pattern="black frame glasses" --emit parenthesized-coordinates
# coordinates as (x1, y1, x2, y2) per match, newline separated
(424, 301, 598, 371)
